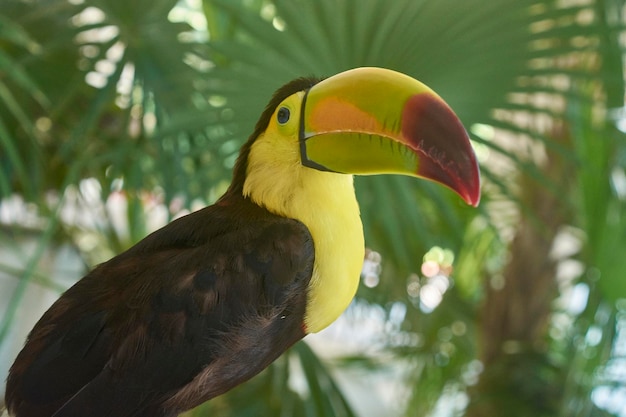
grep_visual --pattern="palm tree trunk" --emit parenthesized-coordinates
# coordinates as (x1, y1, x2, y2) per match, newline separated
(466, 125, 570, 416)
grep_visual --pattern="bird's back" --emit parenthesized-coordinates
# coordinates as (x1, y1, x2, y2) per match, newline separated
(5, 196, 315, 417)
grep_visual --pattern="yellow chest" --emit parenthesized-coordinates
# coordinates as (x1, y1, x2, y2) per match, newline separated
(243, 156, 364, 333)
(286, 174, 364, 333)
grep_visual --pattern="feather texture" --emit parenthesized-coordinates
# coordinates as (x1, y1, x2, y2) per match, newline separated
(6, 196, 314, 417)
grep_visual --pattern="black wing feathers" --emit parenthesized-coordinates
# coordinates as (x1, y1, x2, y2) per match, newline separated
(6, 197, 314, 417)
(18, 311, 109, 406)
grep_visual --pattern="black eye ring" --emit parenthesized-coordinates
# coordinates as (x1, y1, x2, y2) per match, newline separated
(277, 107, 290, 124)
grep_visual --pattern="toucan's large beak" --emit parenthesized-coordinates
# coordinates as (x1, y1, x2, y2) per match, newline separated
(300, 67, 481, 206)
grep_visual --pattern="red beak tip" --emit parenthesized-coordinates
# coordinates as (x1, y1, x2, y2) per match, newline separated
(462, 170, 481, 207)
(467, 193, 481, 207)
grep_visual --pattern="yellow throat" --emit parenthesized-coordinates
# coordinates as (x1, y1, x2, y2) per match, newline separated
(243, 92, 364, 333)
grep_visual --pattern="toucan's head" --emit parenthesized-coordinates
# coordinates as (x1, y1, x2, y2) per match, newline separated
(228, 67, 480, 209)
(226, 67, 480, 333)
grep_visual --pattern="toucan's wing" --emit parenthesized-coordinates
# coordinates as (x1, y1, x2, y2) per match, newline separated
(6, 199, 314, 417)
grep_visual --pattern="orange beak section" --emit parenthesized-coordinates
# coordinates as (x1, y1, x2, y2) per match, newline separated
(300, 67, 481, 206)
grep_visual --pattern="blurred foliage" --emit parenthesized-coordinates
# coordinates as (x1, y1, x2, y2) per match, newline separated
(1, 0, 626, 416)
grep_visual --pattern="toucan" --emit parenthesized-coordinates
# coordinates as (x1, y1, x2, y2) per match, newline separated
(4, 67, 480, 417)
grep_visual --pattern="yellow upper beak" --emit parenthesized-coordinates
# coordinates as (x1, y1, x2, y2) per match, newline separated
(300, 67, 481, 206)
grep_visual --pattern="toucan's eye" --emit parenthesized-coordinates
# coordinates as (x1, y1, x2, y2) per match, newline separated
(277, 107, 290, 124)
